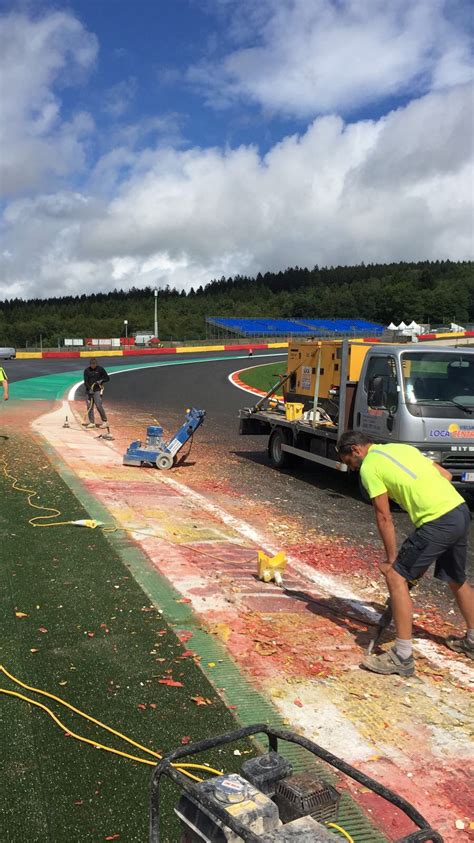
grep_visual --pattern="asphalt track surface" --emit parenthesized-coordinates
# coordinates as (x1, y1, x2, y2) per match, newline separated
(8, 352, 474, 610)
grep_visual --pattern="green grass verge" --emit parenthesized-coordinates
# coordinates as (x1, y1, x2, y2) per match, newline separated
(0, 433, 248, 842)
(239, 362, 287, 394)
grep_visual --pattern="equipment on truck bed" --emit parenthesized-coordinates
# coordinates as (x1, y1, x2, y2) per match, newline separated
(150, 724, 443, 842)
(123, 408, 206, 469)
(239, 339, 474, 489)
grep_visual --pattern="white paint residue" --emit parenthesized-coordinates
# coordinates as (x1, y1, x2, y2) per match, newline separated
(414, 639, 474, 688)
(271, 685, 377, 763)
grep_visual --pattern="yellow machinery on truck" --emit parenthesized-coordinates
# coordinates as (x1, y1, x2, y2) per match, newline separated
(239, 337, 474, 489)
(284, 339, 370, 412)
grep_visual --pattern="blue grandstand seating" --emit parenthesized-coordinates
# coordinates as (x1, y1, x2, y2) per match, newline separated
(207, 317, 383, 336)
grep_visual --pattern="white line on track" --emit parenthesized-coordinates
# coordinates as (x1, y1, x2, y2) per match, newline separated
(228, 365, 280, 397)
(67, 353, 286, 401)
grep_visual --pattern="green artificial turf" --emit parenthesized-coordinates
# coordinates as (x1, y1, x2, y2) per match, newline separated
(0, 433, 248, 842)
(240, 362, 286, 394)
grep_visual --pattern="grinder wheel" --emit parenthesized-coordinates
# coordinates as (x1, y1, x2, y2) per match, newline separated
(156, 452, 174, 470)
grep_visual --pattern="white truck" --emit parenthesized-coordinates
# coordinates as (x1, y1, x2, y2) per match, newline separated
(239, 339, 474, 491)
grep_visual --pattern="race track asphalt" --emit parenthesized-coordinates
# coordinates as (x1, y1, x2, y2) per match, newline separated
(8, 351, 473, 609)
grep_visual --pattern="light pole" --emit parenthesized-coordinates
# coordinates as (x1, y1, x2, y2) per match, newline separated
(124, 319, 128, 341)
(154, 288, 158, 338)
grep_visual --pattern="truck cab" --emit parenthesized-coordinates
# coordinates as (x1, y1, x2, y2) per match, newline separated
(354, 345, 474, 485)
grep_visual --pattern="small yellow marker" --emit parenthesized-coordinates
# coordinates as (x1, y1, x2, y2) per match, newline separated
(257, 550, 287, 587)
(72, 519, 103, 529)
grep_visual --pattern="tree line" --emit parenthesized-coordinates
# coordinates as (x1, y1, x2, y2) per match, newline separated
(1, 259, 472, 347)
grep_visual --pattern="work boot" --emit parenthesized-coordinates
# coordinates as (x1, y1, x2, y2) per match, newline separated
(445, 635, 474, 660)
(362, 647, 415, 677)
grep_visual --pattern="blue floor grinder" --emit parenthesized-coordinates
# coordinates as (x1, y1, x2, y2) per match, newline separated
(123, 408, 206, 470)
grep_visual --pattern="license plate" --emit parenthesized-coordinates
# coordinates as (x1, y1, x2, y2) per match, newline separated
(462, 472, 474, 482)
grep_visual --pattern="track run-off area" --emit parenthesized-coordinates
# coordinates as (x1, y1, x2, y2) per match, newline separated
(2, 350, 473, 842)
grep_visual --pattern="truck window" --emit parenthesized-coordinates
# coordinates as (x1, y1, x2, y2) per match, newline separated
(365, 356, 399, 412)
(401, 352, 474, 407)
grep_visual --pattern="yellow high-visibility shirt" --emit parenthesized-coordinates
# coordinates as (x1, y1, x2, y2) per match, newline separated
(360, 443, 464, 527)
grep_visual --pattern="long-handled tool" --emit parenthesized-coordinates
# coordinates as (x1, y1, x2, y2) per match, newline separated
(366, 579, 418, 656)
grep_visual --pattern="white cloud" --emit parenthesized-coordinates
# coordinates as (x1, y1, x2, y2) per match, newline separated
(0, 4, 472, 302)
(190, 0, 473, 116)
(103, 77, 137, 118)
(1, 83, 472, 299)
(0, 10, 97, 196)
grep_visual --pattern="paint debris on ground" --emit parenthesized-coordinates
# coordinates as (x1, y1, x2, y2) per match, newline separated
(11, 396, 469, 843)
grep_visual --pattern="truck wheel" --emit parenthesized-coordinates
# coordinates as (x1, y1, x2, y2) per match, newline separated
(268, 428, 292, 469)
(156, 453, 174, 470)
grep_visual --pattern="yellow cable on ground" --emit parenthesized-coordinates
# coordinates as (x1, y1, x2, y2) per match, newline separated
(0, 666, 223, 781)
(0, 457, 65, 527)
(2, 678, 359, 839)
(1, 687, 159, 768)
(326, 822, 355, 842)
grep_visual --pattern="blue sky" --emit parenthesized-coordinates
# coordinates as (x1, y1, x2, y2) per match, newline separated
(0, 0, 473, 299)
(8, 0, 325, 161)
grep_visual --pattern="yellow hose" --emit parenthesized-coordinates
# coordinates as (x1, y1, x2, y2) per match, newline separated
(0, 457, 65, 527)
(0, 666, 222, 781)
(326, 822, 355, 842)
(2, 672, 358, 837)
(1, 687, 159, 768)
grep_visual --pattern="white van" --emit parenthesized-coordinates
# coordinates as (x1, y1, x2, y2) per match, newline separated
(0, 347, 16, 359)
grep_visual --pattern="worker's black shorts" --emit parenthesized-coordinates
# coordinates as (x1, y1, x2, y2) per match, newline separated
(394, 503, 471, 585)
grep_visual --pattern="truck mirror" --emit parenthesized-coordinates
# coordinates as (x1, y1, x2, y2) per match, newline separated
(368, 375, 387, 409)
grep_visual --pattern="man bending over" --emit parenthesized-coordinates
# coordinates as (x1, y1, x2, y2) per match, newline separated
(337, 431, 473, 677)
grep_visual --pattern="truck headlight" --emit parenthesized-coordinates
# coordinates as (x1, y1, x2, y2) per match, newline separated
(424, 450, 443, 462)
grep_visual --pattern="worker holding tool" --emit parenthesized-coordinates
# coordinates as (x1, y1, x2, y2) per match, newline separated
(82, 359, 110, 429)
(0, 366, 9, 400)
(336, 431, 474, 676)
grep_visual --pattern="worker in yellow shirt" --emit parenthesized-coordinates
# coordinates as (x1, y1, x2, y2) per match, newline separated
(0, 366, 8, 401)
(337, 430, 473, 677)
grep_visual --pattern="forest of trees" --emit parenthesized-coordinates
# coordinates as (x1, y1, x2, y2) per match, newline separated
(1, 260, 473, 347)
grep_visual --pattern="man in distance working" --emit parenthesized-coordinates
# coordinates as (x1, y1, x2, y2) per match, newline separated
(83, 358, 110, 429)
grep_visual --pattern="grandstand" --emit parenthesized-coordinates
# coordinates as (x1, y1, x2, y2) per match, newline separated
(205, 317, 384, 339)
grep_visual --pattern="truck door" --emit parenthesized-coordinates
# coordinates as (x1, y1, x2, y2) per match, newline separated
(355, 354, 401, 441)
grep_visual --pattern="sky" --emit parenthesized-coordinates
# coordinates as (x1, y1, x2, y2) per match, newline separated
(0, 0, 473, 301)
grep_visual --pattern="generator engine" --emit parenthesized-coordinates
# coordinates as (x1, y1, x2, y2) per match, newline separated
(175, 769, 337, 842)
(274, 771, 340, 824)
(240, 752, 292, 796)
(150, 724, 443, 843)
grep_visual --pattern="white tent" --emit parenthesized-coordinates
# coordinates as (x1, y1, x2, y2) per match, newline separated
(387, 322, 398, 330)
(450, 322, 465, 333)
